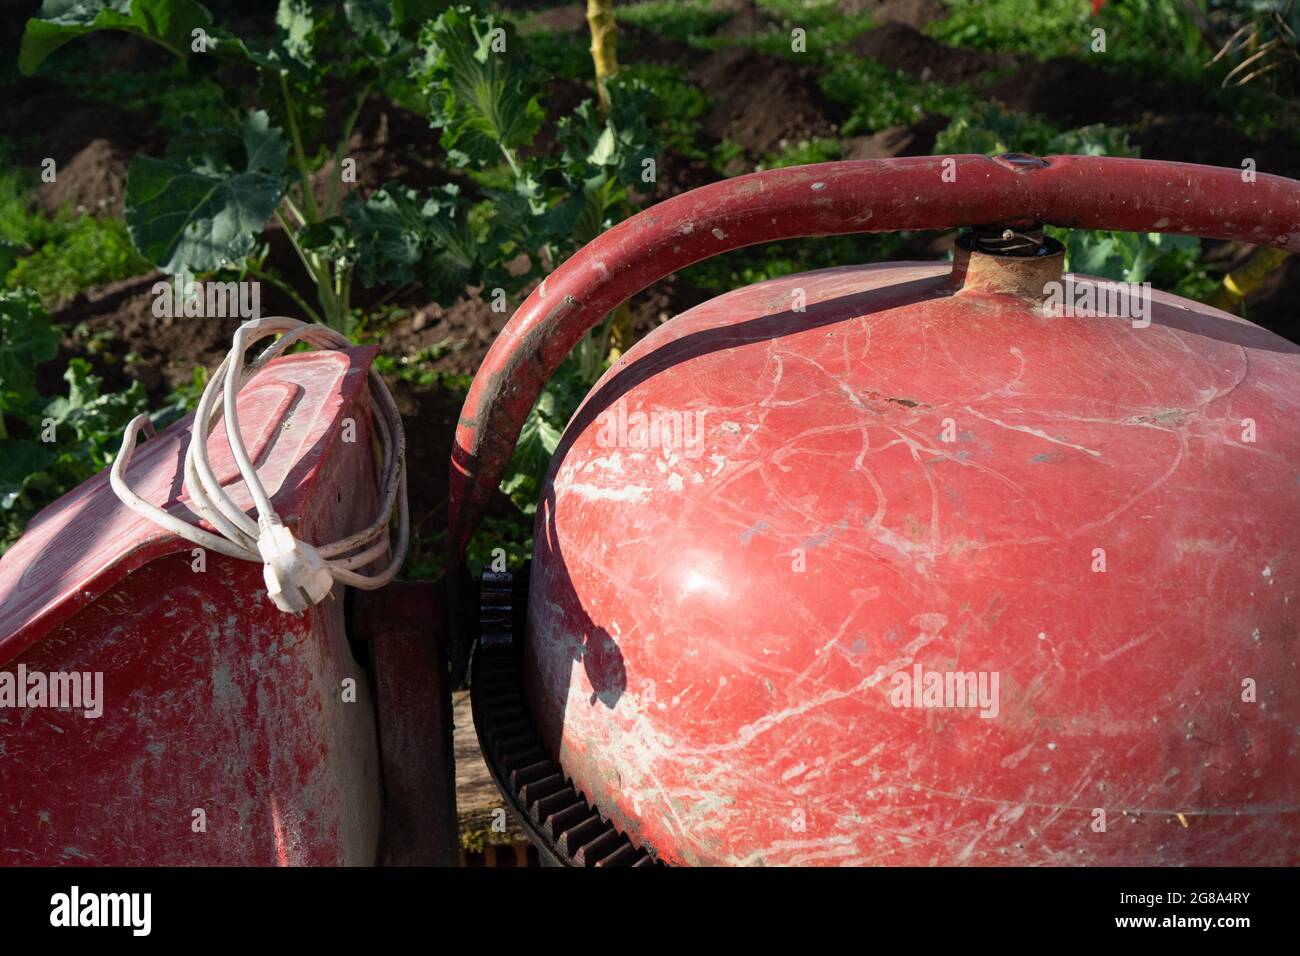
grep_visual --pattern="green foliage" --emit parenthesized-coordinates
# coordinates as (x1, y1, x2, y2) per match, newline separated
(756, 138, 843, 171)
(0, 291, 149, 552)
(14, 0, 662, 558)
(933, 0, 1214, 82)
(935, 105, 1144, 161)
(0, 146, 152, 305)
(343, 182, 478, 300)
(820, 58, 986, 135)
(0, 290, 58, 427)
(58, 62, 231, 133)
(126, 109, 289, 275)
(19, 0, 219, 74)
(371, 337, 468, 389)
(407, 8, 661, 520)
(933, 104, 1066, 156)
(465, 512, 534, 577)
(709, 0, 876, 60)
(517, 24, 595, 79)
(1097, 0, 1211, 78)
(20, 0, 439, 331)
(617, 0, 730, 41)
(1052, 228, 1199, 283)
(6, 215, 151, 306)
(618, 64, 709, 158)
(415, 8, 546, 167)
(929, 0, 1092, 56)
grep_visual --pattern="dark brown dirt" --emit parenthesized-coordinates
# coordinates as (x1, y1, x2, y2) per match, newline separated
(311, 94, 461, 201)
(379, 294, 507, 377)
(850, 22, 1018, 86)
(843, 0, 949, 30)
(689, 46, 846, 157)
(715, 0, 777, 40)
(645, 148, 725, 202)
(0, 77, 163, 170)
(47, 273, 244, 398)
(1132, 113, 1300, 181)
(985, 57, 1212, 128)
(35, 138, 132, 216)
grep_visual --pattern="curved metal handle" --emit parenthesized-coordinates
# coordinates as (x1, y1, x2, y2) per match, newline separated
(450, 153, 1300, 559)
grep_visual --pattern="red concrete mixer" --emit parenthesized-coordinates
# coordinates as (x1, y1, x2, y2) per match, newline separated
(2, 154, 1298, 867)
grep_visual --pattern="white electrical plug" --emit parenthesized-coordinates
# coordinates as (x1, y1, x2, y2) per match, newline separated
(110, 317, 408, 615)
(257, 521, 334, 613)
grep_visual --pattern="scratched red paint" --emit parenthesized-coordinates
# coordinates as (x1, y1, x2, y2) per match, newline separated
(0, 349, 384, 865)
(524, 258, 1300, 865)
(449, 156, 1300, 865)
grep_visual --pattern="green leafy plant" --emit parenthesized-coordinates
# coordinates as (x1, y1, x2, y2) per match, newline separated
(756, 138, 843, 171)
(6, 216, 151, 306)
(618, 64, 710, 159)
(20, 0, 439, 331)
(695, 0, 876, 60)
(616, 0, 730, 41)
(0, 142, 152, 305)
(0, 290, 150, 551)
(929, 0, 1093, 56)
(933, 101, 1073, 155)
(411, 7, 660, 516)
(14, 1, 662, 562)
(820, 58, 987, 136)
(1099, 0, 1212, 77)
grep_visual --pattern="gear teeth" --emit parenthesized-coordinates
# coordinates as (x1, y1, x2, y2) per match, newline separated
(471, 566, 663, 867)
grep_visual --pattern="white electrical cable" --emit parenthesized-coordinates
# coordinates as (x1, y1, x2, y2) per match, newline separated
(110, 316, 409, 613)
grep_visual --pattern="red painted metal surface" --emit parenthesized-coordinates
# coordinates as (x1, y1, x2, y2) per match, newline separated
(449, 154, 1300, 560)
(453, 156, 1300, 865)
(524, 260, 1300, 864)
(0, 349, 384, 864)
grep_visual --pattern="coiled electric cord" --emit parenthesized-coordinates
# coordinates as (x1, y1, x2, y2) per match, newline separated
(110, 316, 408, 612)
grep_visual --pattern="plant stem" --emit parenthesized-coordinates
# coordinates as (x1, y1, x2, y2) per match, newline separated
(586, 0, 619, 116)
(326, 85, 372, 218)
(247, 263, 324, 325)
(499, 143, 523, 182)
(275, 207, 342, 330)
(279, 73, 321, 222)
(282, 193, 308, 229)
